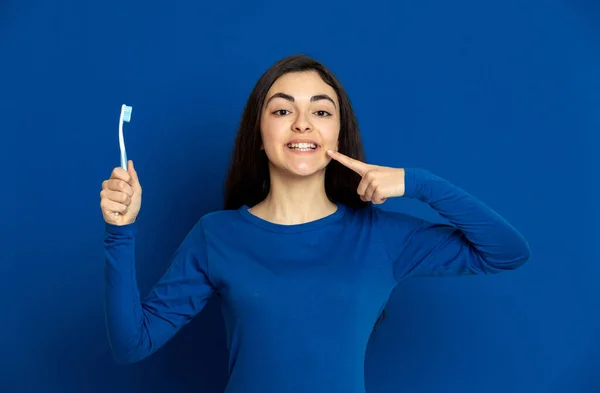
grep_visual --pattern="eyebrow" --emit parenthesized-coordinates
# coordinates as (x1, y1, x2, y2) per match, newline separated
(265, 92, 337, 108)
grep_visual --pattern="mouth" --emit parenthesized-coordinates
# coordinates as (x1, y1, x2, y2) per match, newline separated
(285, 141, 320, 153)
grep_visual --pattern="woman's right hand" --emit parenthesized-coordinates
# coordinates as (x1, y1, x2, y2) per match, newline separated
(100, 160, 142, 226)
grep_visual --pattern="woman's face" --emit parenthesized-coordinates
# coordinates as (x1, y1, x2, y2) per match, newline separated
(260, 71, 341, 178)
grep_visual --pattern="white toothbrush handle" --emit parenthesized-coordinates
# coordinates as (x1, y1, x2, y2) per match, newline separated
(116, 110, 127, 216)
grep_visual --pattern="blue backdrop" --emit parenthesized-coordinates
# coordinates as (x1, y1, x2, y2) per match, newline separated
(1, 1, 598, 392)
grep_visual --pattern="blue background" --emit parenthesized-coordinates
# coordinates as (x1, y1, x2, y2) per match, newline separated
(1, 0, 598, 392)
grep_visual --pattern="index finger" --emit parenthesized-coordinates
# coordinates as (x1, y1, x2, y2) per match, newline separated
(327, 150, 368, 175)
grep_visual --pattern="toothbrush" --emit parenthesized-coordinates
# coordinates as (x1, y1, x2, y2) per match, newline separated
(119, 104, 132, 170)
(116, 104, 133, 215)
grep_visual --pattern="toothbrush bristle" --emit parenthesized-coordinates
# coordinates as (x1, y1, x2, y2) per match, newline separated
(122, 105, 133, 122)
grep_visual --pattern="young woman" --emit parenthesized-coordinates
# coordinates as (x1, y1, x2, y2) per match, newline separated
(100, 54, 530, 393)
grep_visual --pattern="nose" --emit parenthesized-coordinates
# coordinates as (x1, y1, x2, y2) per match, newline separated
(291, 112, 313, 133)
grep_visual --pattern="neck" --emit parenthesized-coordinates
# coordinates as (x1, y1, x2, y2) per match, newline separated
(250, 168, 338, 225)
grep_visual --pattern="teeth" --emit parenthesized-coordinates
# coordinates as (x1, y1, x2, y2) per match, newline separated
(287, 142, 317, 151)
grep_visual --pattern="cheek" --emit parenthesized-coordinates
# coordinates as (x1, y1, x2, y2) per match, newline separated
(260, 132, 287, 158)
(261, 131, 280, 151)
(322, 124, 341, 148)
(260, 116, 291, 151)
(259, 119, 279, 150)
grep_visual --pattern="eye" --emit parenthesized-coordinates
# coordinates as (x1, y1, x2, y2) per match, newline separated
(272, 109, 291, 116)
(315, 110, 331, 117)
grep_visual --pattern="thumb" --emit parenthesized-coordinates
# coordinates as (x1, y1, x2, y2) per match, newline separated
(128, 160, 141, 190)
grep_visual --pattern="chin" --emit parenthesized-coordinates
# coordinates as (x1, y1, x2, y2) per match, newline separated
(275, 162, 327, 179)
(290, 167, 324, 178)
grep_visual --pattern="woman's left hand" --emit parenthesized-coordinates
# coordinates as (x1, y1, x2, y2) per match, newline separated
(327, 150, 405, 204)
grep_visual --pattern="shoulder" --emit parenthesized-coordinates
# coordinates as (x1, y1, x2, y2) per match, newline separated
(199, 208, 241, 225)
(338, 204, 426, 243)
(178, 208, 244, 244)
(168, 209, 241, 265)
(344, 203, 422, 227)
(193, 208, 246, 236)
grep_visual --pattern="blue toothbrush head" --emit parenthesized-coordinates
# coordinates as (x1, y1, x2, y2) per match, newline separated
(122, 104, 132, 122)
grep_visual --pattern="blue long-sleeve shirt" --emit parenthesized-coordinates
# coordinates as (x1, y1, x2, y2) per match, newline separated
(103, 167, 530, 393)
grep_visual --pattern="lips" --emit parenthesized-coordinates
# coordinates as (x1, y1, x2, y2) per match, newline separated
(285, 139, 321, 152)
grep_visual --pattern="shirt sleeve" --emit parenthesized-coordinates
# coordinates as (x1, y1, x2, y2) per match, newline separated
(373, 167, 531, 282)
(103, 219, 215, 364)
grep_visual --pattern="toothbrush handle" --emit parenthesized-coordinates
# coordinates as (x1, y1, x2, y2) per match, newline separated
(116, 152, 127, 216)
(121, 150, 128, 171)
(116, 105, 129, 216)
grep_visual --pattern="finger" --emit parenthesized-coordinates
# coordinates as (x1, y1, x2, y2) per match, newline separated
(111, 167, 132, 184)
(364, 182, 377, 202)
(128, 160, 141, 190)
(327, 150, 369, 176)
(357, 176, 370, 197)
(371, 190, 386, 204)
(357, 170, 377, 196)
(103, 179, 134, 197)
(373, 197, 387, 204)
(101, 189, 132, 206)
(101, 198, 128, 215)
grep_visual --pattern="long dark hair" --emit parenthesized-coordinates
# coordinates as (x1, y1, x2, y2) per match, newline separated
(223, 54, 387, 330)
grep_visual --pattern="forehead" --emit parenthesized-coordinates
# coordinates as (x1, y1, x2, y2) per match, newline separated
(266, 71, 338, 103)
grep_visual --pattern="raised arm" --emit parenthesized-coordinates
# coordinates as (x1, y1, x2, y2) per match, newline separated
(103, 220, 215, 364)
(373, 167, 531, 281)
(100, 162, 215, 364)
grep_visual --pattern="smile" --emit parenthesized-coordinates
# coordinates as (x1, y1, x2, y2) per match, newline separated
(286, 142, 320, 153)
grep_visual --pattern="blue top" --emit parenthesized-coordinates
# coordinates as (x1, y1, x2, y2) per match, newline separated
(103, 167, 530, 393)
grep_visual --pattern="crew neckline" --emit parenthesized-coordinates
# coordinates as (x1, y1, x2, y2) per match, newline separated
(238, 203, 347, 233)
